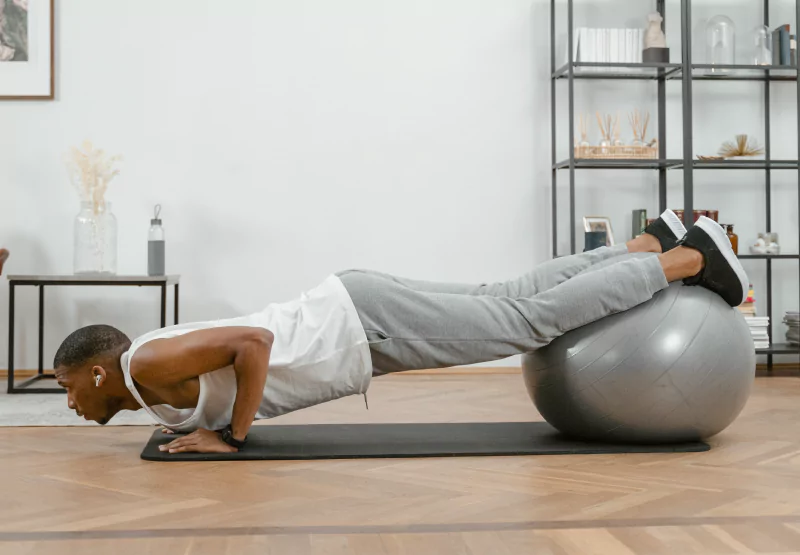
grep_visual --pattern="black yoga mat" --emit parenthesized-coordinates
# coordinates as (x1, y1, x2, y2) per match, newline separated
(141, 422, 710, 461)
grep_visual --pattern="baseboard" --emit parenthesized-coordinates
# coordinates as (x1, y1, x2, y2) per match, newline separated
(756, 363, 800, 377)
(1, 364, 796, 379)
(399, 364, 800, 377)
(0, 369, 39, 378)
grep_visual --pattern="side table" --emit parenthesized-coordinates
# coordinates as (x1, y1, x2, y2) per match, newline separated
(7, 275, 180, 394)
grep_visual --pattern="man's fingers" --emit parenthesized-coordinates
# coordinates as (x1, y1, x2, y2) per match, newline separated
(168, 445, 197, 454)
(161, 428, 175, 434)
(161, 437, 196, 451)
(166, 431, 199, 446)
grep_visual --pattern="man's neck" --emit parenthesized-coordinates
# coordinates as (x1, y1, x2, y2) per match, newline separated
(109, 372, 168, 410)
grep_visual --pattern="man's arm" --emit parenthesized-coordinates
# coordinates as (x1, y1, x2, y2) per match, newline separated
(131, 326, 274, 443)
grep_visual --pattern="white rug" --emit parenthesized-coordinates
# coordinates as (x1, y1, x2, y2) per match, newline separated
(0, 386, 154, 427)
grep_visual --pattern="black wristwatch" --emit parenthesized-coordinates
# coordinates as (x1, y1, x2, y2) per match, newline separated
(220, 425, 247, 449)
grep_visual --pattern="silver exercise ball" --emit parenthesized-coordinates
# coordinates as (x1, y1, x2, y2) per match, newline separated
(522, 281, 755, 443)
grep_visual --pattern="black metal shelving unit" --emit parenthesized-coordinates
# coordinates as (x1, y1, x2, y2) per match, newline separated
(551, 0, 800, 369)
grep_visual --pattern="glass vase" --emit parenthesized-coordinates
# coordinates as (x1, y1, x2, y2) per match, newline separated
(706, 15, 736, 70)
(753, 25, 772, 65)
(74, 201, 118, 275)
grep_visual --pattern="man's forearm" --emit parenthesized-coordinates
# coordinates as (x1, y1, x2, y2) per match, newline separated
(230, 332, 273, 440)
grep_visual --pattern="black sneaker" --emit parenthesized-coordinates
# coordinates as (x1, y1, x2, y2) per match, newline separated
(644, 209, 687, 252)
(679, 216, 749, 306)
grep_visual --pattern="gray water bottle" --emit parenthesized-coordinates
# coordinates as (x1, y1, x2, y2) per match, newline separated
(148, 204, 165, 276)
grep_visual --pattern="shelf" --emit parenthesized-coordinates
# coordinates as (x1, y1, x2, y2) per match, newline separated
(554, 159, 799, 171)
(552, 63, 798, 82)
(552, 62, 681, 81)
(757, 343, 800, 355)
(739, 254, 800, 260)
(689, 64, 798, 82)
(687, 159, 799, 170)
(553, 158, 681, 170)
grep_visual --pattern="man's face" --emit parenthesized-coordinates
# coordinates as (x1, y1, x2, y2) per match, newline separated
(54, 366, 115, 425)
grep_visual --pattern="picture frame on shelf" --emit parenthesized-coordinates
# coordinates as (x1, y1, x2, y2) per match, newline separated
(583, 216, 615, 246)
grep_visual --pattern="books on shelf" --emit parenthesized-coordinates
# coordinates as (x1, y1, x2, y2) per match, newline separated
(772, 24, 798, 66)
(738, 284, 771, 351)
(572, 28, 644, 65)
(784, 310, 800, 345)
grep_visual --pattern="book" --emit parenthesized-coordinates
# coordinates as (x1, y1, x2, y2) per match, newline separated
(572, 28, 583, 62)
(610, 29, 619, 64)
(773, 28, 781, 65)
(626, 29, 634, 63)
(632, 209, 647, 238)
(781, 27, 791, 65)
(774, 24, 792, 65)
(586, 28, 596, 63)
(599, 29, 607, 63)
(638, 29, 644, 62)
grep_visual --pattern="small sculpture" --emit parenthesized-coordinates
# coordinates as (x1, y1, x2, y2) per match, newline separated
(643, 12, 670, 63)
(645, 13, 667, 49)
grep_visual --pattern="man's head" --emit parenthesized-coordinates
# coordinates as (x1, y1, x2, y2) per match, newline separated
(53, 325, 132, 425)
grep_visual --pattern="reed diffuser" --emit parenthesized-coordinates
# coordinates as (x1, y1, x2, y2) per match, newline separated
(573, 109, 657, 160)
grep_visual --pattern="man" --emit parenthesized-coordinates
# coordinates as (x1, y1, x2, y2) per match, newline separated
(53, 212, 747, 455)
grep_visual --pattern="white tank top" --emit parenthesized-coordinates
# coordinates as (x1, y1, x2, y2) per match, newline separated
(119, 275, 372, 432)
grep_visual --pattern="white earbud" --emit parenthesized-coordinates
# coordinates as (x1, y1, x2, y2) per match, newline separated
(95, 375, 101, 387)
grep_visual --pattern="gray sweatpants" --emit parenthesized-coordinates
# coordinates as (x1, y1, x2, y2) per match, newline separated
(337, 245, 669, 375)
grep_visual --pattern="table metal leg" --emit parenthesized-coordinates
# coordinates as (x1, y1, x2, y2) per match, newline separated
(7, 283, 14, 393)
(174, 283, 180, 325)
(160, 284, 167, 328)
(38, 285, 44, 375)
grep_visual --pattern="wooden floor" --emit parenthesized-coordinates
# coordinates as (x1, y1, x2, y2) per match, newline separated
(3, 372, 800, 554)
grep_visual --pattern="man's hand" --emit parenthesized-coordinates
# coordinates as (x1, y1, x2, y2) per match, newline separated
(133, 327, 273, 443)
(158, 428, 238, 454)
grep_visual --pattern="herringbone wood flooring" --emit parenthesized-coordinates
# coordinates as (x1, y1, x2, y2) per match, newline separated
(2, 372, 800, 554)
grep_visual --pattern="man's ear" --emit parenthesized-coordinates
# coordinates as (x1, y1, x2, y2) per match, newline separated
(91, 365, 108, 387)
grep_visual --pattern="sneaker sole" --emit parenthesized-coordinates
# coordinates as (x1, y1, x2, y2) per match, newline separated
(695, 216, 749, 305)
(661, 209, 687, 240)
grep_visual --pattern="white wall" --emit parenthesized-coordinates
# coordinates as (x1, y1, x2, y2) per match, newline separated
(1, 0, 548, 369)
(2, 0, 798, 371)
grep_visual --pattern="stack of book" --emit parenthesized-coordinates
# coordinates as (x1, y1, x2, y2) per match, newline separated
(573, 28, 644, 64)
(748, 318, 770, 350)
(784, 311, 800, 345)
(772, 24, 798, 66)
(737, 284, 770, 350)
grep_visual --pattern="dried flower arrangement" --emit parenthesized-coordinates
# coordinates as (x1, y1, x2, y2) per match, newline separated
(65, 140, 122, 213)
(698, 134, 765, 161)
(718, 134, 764, 158)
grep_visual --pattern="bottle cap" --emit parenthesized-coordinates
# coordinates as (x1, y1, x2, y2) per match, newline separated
(151, 204, 162, 226)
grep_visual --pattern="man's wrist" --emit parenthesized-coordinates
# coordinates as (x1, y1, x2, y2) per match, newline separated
(220, 425, 247, 448)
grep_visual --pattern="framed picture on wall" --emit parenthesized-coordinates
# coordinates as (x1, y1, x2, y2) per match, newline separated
(0, 0, 54, 100)
(583, 216, 615, 246)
